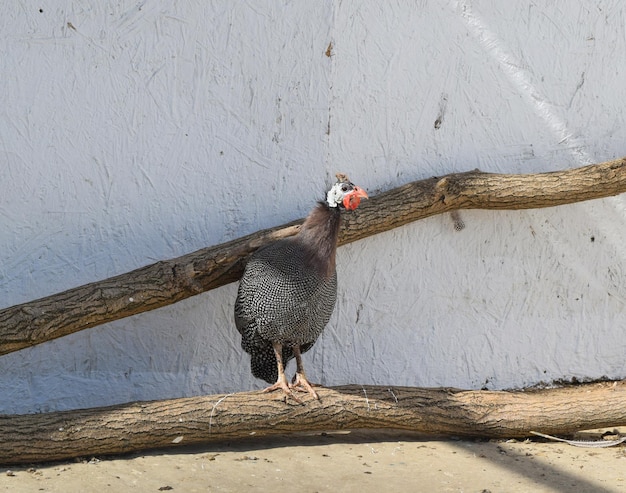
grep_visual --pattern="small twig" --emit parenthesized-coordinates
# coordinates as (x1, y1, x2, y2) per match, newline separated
(387, 388, 398, 404)
(530, 431, 626, 448)
(362, 386, 370, 412)
(209, 393, 232, 434)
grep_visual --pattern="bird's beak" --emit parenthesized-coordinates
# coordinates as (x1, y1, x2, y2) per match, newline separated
(343, 186, 368, 210)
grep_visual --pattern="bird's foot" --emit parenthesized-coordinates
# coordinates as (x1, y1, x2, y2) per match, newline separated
(291, 372, 320, 400)
(263, 375, 304, 404)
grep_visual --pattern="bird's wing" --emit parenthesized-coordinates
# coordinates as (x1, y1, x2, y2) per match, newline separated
(234, 240, 336, 344)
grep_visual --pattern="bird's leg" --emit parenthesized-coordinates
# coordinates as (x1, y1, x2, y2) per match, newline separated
(262, 342, 303, 404)
(290, 346, 320, 400)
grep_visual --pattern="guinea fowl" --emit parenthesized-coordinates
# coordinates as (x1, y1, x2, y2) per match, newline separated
(234, 173, 368, 402)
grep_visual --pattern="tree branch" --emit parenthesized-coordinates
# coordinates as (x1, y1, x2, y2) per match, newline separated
(2, 381, 625, 465)
(1, 157, 625, 356)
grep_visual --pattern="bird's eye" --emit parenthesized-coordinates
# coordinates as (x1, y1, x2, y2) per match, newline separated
(341, 184, 349, 192)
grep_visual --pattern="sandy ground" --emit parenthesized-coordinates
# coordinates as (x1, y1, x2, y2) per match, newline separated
(2, 429, 625, 493)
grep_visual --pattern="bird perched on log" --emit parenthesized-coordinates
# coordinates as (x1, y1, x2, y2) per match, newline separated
(234, 173, 368, 402)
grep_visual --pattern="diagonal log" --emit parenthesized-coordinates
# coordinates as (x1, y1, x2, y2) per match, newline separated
(1, 381, 625, 465)
(1, 157, 626, 356)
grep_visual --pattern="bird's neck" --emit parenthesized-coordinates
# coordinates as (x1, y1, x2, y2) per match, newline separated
(298, 202, 341, 277)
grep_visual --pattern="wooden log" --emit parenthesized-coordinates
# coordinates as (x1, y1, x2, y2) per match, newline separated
(1, 381, 625, 465)
(1, 157, 626, 356)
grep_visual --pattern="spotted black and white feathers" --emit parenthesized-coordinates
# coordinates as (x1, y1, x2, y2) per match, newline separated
(235, 235, 337, 383)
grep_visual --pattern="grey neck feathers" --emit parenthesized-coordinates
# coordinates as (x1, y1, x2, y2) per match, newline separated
(297, 202, 341, 277)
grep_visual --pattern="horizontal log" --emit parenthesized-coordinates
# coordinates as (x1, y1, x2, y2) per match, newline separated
(1, 381, 625, 465)
(1, 157, 626, 356)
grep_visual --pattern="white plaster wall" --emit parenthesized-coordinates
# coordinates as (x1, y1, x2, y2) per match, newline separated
(1, 1, 625, 414)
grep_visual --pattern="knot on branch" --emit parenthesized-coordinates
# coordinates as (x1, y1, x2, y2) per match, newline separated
(434, 177, 450, 205)
(174, 263, 205, 294)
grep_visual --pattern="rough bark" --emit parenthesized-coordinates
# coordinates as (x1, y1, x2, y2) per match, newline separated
(1, 157, 626, 356)
(1, 381, 625, 465)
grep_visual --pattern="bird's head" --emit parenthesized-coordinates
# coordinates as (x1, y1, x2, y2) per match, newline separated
(326, 173, 368, 211)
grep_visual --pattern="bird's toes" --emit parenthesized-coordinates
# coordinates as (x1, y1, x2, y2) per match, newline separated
(263, 380, 304, 404)
(290, 373, 321, 400)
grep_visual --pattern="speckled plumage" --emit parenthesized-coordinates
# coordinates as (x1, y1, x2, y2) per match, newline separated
(234, 203, 340, 384)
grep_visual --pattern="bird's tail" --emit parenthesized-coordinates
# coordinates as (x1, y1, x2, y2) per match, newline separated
(249, 344, 298, 384)
(250, 347, 278, 384)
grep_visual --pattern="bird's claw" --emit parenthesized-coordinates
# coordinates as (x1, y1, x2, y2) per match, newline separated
(290, 372, 320, 401)
(263, 379, 304, 404)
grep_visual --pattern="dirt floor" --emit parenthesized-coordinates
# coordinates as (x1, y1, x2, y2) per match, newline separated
(2, 429, 625, 492)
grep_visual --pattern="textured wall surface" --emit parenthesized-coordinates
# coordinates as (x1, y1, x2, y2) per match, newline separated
(1, 1, 626, 414)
